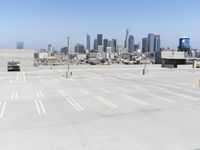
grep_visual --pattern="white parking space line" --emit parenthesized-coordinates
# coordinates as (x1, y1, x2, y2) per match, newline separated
(23, 72, 26, 83)
(36, 91, 44, 98)
(11, 92, 14, 99)
(66, 96, 85, 111)
(11, 92, 18, 100)
(35, 99, 46, 115)
(184, 89, 200, 96)
(15, 92, 18, 99)
(154, 84, 200, 101)
(0, 102, 6, 118)
(163, 84, 200, 97)
(106, 77, 117, 80)
(120, 94, 148, 106)
(165, 90, 199, 101)
(16, 72, 19, 81)
(58, 90, 65, 96)
(145, 92, 174, 103)
(58, 89, 85, 111)
(94, 96, 118, 109)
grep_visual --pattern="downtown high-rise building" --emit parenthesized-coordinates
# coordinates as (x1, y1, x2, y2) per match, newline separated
(154, 35, 161, 52)
(124, 29, 130, 50)
(142, 38, 149, 53)
(128, 35, 134, 53)
(103, 39, 109, 52)
(112, 39, 117, 53)
(93, 39, 97, 51)
(97, 34, 103, 46)
(75, 43, 85, 54)
(17, 41, 24, 49)
(86, 34, 90, 51)
(124, 29, 134, 53)
(148, 33, 161, 53)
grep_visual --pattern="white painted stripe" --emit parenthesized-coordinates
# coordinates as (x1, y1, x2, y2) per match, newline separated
(165, 90, 199, 101)
(16, 72, 19, 80)
(66, 98, 81, 111)
(184, 89, 200, 96)
(15, 92, 18, 99)
(35, 100, 46, 115)
(0, 102, 6, 118)
(23, 72, 26, 83)
(36, 91, 40, 98)
(36, 91, 44, 98)
(66, 96, 84, 111)
(38, 99, 46, 114)
(58, 90, 65, 96)
(95, 96, 118, 109)
(145, 92, 174, 103)
(69, 97, 84, 111)
(58, 90, 68, 96)
(11, 92, 14, 99)
(35, 100, 41, 114)
(107, 77, 117, 80)
(39, 91, 44, 98)
(120, 94, 148, 106)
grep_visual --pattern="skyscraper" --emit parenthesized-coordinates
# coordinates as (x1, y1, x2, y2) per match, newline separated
(148, 33, 161, 53)
(93, 39, 97, 51)
(75, 43, 85, 54)
(103, 39, 109, 52)
(148, 33, 155, 53)
(154, 35, 161, 52)
(48, 44, 52, 52)
(128, 35, 134, 54)
(142, 38, 148, 53)
(86, 34, 90, 51)
(124, 29, 130, 50)
(112, 39, 117, 52)
(17, 41, 24, 49)
(97, 34, 103, 46)
(108, 40, 114, 52)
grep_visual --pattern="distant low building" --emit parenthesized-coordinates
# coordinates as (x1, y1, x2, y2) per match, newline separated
(155, 51, 186, 68)
(60, 47, 68, 55)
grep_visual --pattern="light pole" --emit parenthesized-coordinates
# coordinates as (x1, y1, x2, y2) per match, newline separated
(143, 52, 147, 75)
(66, 36, 70, 78)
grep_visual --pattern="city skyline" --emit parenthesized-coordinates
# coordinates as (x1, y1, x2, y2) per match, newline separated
(0, 0, 200, 50)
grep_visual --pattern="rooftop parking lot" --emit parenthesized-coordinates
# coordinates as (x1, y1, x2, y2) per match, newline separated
(0, 65, 200, 150)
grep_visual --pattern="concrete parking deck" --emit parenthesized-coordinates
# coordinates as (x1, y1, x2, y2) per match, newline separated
(0, 65, 200, 150)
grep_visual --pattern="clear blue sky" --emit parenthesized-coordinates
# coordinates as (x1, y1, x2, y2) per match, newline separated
(0, 0, 200, 50)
